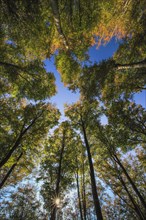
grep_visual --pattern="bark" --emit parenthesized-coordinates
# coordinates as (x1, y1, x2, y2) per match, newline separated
(76, 165, 84, 220)
(50, 208, 56, 220)
(0, 111, 43, 169)
(115, 60, 146, 70)
(50, 129, 66, 220)
(0, 152, 23, 189)
(82, 157, 87, 220)
(56, 129, 65, 196)
(81, 119, 103, 220)
(113, 154, 146, 211)
(50, 0, 68, 49)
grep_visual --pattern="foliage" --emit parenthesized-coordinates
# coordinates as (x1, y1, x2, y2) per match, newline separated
(0, 184, 47, 220)
(38, 122, 77, 218)
(0, 98, 60, 187)
(0, 1, 146, 219)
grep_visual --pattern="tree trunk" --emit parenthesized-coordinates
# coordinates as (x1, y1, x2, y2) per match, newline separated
(111, 186, 136, 212)
(50, 129, 66, 220)
(82, 157, 87, 220)
(99, 128, 146, 211)
(76, 168, 84, 220)
(50, 208, 57, 220)
(119, 175, 145, 220)
(50, 0, 68, 49)
(0, 112, 43, 169)
(81, 120, 103, 220)
(113, 154, 146, 211)
(0, 152, 23, 189)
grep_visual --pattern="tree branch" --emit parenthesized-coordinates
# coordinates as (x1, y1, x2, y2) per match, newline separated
(115, 60, 146, 70)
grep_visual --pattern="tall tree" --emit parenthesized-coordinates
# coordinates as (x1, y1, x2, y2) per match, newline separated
(90, 121, 146, 219)
(65, 100, 103, 220)
(38, 122, 77, 219)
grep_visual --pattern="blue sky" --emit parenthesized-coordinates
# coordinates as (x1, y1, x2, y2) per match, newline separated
(44, 57, 79, 115)
(44, 38, 146, 119)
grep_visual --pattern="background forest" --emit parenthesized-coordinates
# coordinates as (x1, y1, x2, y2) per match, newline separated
(0, 0, 146, 220)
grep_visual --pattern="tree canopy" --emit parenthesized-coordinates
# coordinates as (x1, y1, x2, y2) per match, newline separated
(0, 1, 146, 220)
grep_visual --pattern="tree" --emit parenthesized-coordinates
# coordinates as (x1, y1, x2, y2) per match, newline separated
(90, 121, 146, 219)
(105, 100, 146, 145)
(1, 1, 146, 218)
(38, 122, 77, 220)
(71, 57, 146, 104)
(65, 100, 103, 220)
(0, 98, 60, 187)
(0, 40, 56, 100)
(2, 0, 145, 87)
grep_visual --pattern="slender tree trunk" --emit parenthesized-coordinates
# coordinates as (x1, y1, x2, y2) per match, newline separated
(76, 168, 84, 220)
(0, 133, 23, 169)
(111, 187, 136, 212)
(0, 112, 43, 169)
(99, 128, 146, 211)
(0, 152, 23, 189)
(50, 208, 57, 220)
(82, 157, 87, 220)
(56, 129, 65, 195)
(98, 127, 146, 216)
(50, 129, 66, 220)
(81, 120, 103, 220)
(113, 154, 146, 210)
(115, 60, 146, 70)
(119, 176, 145, 220)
